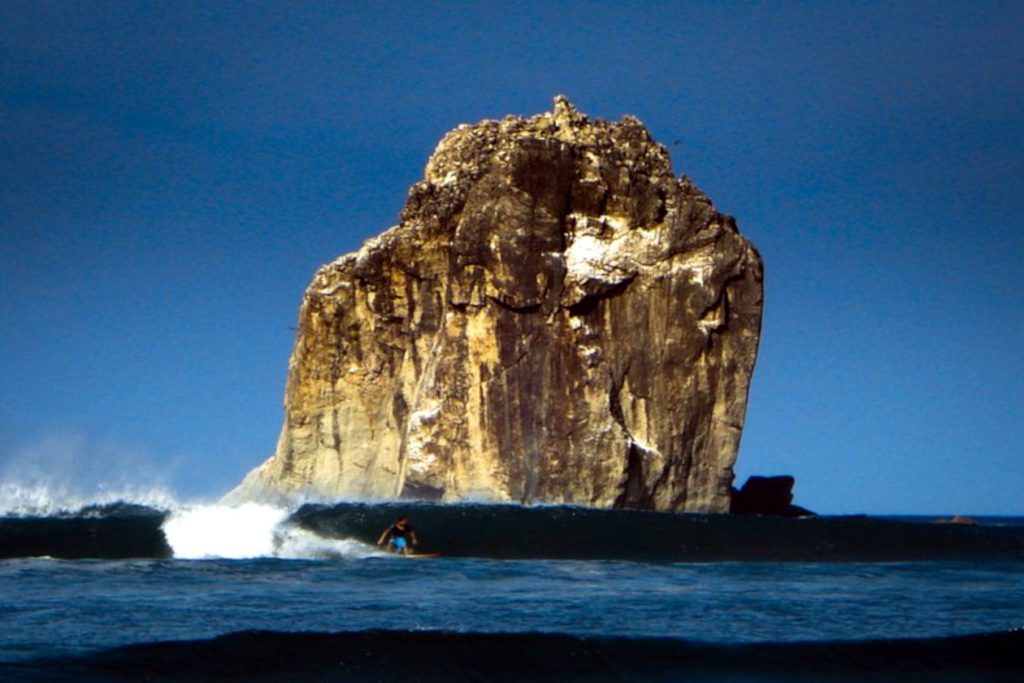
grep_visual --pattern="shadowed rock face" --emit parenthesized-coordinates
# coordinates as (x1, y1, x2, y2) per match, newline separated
(230, 97, 763, 512)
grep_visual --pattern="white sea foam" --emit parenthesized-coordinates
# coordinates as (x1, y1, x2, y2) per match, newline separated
(161, 502, 378, 560)
(273, 524, 380, 560)
(162, 503, 288, 559)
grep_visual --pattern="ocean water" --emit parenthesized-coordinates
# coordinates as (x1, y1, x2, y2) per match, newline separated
(1, 494, 1022, 681)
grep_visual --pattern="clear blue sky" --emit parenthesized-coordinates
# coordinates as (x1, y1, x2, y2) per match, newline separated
(2, 1, 1021, 514)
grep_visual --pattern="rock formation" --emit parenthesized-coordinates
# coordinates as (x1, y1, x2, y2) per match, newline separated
(230, 97, 763, 512)
(730, 476, 815, 517)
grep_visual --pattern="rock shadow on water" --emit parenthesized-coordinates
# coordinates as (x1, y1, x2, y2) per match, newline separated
(2, 629, 1021, 682)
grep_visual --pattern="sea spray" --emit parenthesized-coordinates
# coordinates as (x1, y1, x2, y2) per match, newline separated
(0, 481, 178, 517)
(162, 503, 377, 560)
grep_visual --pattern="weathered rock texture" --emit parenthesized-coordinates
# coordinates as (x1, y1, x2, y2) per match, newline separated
(231, 97, 763, 512)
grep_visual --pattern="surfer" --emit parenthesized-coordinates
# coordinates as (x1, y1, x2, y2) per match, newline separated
(376, 516, 419, 555)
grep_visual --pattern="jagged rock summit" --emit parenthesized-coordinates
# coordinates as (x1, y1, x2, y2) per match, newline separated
(230, 97, 763, 512)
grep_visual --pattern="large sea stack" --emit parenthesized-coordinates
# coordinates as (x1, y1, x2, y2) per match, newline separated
(231, 97, 763, 512)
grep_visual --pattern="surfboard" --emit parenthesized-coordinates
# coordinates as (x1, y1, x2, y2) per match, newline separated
(405, 552, 441, 559)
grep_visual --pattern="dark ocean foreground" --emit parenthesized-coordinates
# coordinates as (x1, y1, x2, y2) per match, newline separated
(3, 629, 1021, 682)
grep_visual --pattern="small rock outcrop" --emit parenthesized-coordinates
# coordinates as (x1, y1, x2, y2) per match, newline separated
(230, 97, 763, 512)
(730, 476, 815, 517)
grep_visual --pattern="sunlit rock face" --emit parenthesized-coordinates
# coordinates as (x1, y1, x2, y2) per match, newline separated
(230, 97, 763, 512)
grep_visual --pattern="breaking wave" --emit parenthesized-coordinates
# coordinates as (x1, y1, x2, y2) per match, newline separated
(2, 489, 1022, 562)
(0, 484, 376, 561)
(162, 503, 377, 560)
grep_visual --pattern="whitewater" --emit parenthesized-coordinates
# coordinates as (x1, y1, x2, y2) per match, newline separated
(0, 483, 381, 561)
(1, 485, 1023, 681)
(161, 502, 379, 560)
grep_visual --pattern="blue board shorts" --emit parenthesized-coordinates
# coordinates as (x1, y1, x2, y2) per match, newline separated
(393, 537, 407, 551)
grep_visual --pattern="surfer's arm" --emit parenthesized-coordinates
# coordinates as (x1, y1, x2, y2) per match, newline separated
(410, 530, 419, 545)
(376, 528, 390, 545)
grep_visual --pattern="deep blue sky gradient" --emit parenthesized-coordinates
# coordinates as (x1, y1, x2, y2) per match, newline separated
(2, 1, 1021, 512)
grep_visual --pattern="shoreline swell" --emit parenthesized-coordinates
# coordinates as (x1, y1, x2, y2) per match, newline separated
(0, 501, 1022, 561)
(296, 502, 1024, 562)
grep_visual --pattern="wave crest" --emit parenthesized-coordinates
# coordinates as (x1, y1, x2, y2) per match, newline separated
(0, 481, 178, 517)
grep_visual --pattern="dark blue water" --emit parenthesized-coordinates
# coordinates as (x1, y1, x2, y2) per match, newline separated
(2, 556, 1024, 660)
(1, 500, 1022, 681)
